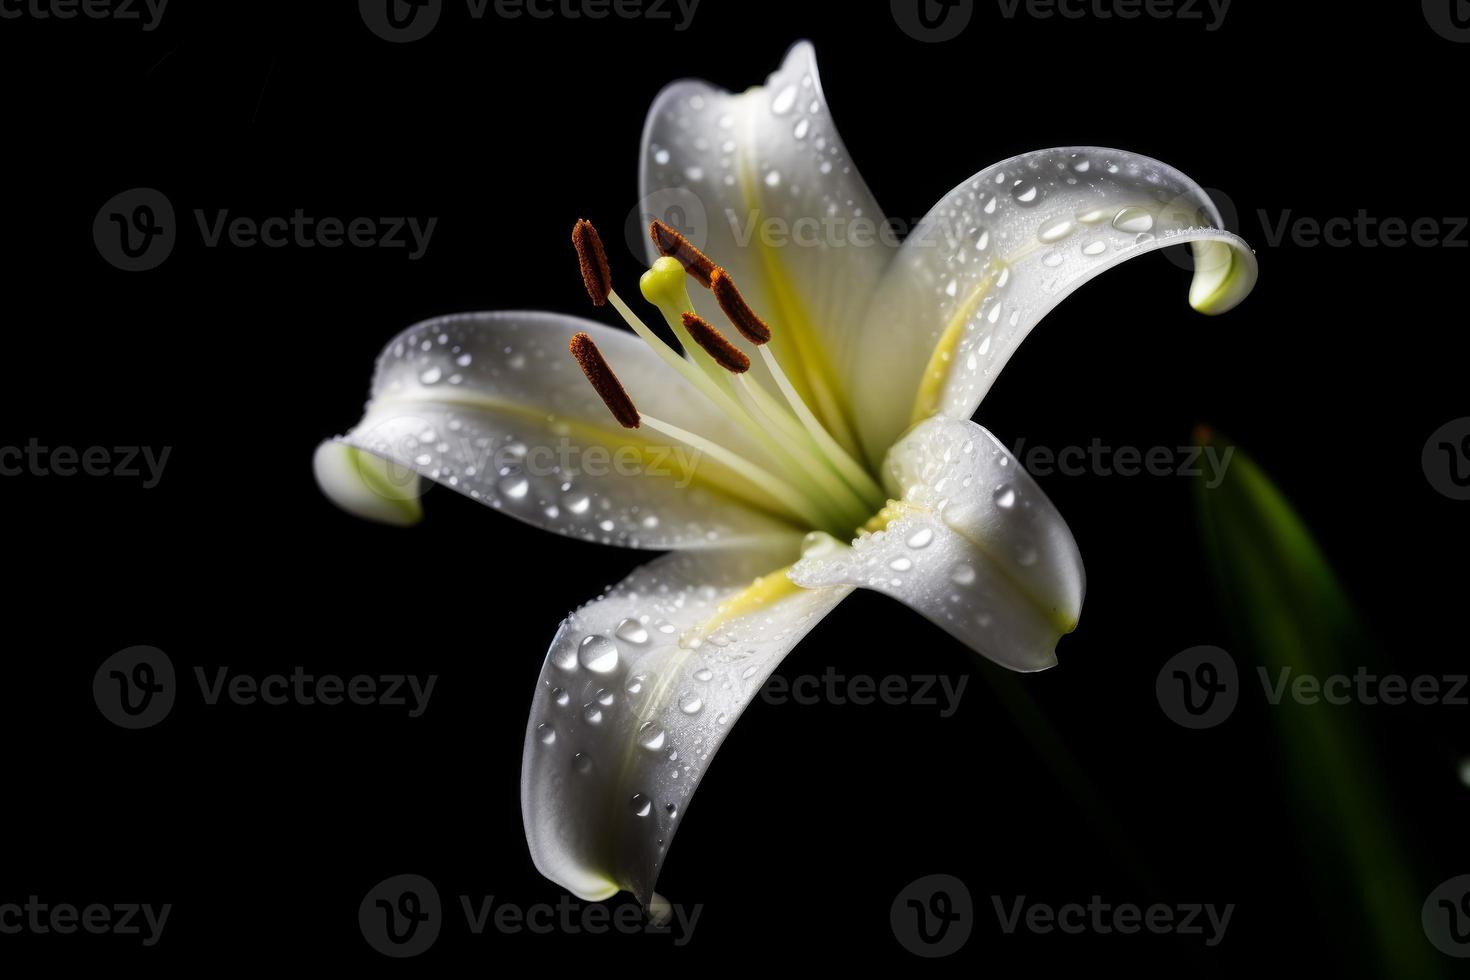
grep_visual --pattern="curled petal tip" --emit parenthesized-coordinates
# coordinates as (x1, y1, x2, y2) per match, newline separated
(646, 893, 673, 926)
(313, 440, 424, 527)
(1188, 238, 1258, 315)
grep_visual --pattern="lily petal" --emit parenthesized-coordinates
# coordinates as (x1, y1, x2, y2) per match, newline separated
(640, 41, 893, 452)
(317, 311, 799, 547)
(792, 417, 1083, 672)
(522, 541, 850, 906)
(850, 147, 1258, 463)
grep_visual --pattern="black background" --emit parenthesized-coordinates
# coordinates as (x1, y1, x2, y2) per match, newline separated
(3, 0, 1467, 971)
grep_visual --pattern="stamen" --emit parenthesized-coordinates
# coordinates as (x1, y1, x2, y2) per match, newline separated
(569, 332, 640, 429)
(572, 219, 613, 307)
(650, 220, 716, 288)
(563, 219, 886, 533)
(638, 414, 833, 532)
(706, 269, 880, 507)
(709, 268, 772, 345)
(681, 313, 750, 374)
(759, 345, 886, 507)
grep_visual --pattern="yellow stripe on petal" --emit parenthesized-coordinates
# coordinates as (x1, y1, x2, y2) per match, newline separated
(734, 126, 862, 461)
(679, 564, 808, 647)
(909, 264, 1003, 426)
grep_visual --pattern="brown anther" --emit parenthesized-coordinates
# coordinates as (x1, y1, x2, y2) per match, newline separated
(572, 219, 613, 307)
(650, 220, 716, 288)
(681, 313, 751, 374)
(569, 332, 640, 429)
(710, 268, 772, 345)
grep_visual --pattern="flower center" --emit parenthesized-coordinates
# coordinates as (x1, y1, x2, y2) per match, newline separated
(567, 219, 887, 537)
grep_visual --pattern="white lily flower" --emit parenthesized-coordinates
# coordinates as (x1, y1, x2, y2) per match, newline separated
(314, 41, 1256, 909)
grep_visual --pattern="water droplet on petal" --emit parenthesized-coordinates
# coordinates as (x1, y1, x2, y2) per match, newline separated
(498, 475, 529, 500)
(638, 722, 667, 751)
(1112, 207, 1155, 234)
(1038, 215, 1075, 243)
(578, 635, 619, 673)
(951, 565, 977, 586)
(1012, 182, 1040, 206)
(631, 793, 652, 817)
(551, 638, 579, 671)
(994, 486, 1016, 509)
(678, 693, 704, 715)
(536, 722, 556, 744)
(770, 84, 798, 114)
(907, 527, 934, 549)
(616, 618, 650, 645)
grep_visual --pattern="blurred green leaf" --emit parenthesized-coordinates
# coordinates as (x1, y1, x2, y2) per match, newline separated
(1194, 427, 1441, 978)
